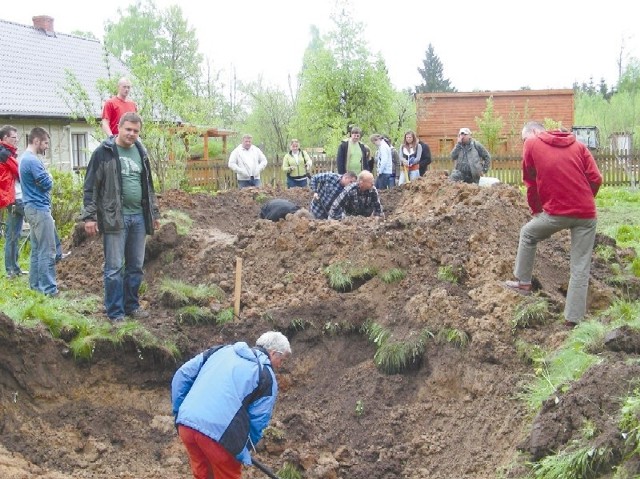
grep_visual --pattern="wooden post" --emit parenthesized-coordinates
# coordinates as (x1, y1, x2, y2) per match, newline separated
(234, 257, 242, 320)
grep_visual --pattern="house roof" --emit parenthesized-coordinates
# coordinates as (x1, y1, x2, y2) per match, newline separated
(0, 17, 130, 119)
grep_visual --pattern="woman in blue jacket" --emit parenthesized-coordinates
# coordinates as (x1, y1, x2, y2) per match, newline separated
(172, 331, 292, 479)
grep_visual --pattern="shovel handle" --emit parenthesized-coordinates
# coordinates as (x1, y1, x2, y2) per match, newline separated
(252, 457, 280, 479)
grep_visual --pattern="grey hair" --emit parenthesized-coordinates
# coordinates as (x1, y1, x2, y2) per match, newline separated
(256, 331, 292, 354)
(522, 121, 545, 137)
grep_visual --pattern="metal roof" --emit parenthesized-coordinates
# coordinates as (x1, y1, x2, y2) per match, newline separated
(0, 18, 130, 118)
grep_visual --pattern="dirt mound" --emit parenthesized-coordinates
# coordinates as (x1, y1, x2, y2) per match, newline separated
(1, 172, 635, 478)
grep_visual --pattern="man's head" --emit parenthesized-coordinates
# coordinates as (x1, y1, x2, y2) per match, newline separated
(117, 77, 132, 100)
(116, 112, 142, 148)
(357, 170, 375, 191)
(27, 127, 50, 154)
(256, 331, 292, 370)
(340, 171, 358, 187)
(241, 134, 253, 150)
(521, 121, 545, 142)
(370, 134, 383, 146)
(0, 125, 18, 147)
(349, 126, 362, 143)
(458, 127, 472, 144)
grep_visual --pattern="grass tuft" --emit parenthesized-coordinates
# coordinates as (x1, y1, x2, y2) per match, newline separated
(176, 305, 217, 324)
(511, 297, 551, 331)
(437, 265, 460, 284)
(324, 261, 378, 291)
(160, 210, 193, 235)
(159, 278, 225, 307)
(380, 268, 406, 284)
(277, 462, 303, 479)
(435, 327, 469, 348)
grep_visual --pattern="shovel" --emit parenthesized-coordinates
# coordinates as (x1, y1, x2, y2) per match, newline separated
(252, 457, 280, 479)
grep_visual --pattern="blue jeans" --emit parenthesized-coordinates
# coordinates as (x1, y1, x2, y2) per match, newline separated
(375, 173, 394, 190)
(103, 213, 146, 319)
(23, 205, 57, 295)
(238, 178, 261, 188)
(4, 200, 24, 275)
(286, 176, 308, 188)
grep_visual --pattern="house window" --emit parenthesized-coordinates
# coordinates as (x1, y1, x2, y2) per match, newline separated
(72, 133, 88, 168)
(439, 138, 454, 154)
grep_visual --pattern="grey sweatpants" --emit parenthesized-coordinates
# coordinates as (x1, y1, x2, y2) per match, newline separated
(513, 212, 597, 323)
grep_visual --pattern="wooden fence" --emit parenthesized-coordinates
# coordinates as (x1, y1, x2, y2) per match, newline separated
(182, 152, 640, 190)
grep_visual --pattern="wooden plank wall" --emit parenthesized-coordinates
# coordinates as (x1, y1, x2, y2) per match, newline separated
(182, 153, 639, 190)
(416, 90, 575, 155)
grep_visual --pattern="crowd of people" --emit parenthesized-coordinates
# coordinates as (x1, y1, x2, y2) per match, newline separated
(0, 78, 603, 478)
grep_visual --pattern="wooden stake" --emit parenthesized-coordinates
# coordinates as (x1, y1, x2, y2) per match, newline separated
(234, 257, 243, 320)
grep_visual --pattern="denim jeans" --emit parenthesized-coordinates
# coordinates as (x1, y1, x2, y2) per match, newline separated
(514, 212, 597, 323)
(238, 178, 261, 188)
(4, 200, 24, 275)
(286, 176, 308, 188)
(23, 205, 57, 295)
(103, 213, 146, 319)
(375, 173, 393, 190)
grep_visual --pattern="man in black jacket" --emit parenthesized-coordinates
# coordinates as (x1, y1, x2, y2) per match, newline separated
(81, 112, 160, 322)
(336, 126, 372, 174)
(418, 139, 432, 177)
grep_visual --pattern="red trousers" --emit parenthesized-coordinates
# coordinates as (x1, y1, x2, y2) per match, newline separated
(178, 425, 242, 479)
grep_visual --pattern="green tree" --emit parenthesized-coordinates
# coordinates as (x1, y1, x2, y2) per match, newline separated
(241, 78, 294, 157)
(416, 44, 456, 93)
(295, 0, 395, 153)
(474, 97, 504, 154)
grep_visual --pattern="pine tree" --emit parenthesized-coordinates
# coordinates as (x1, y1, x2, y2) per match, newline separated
(416, 44, 456, 93)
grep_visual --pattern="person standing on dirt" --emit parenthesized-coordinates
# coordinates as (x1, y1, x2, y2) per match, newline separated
(450, 128, 491, 184)
(81, 112, 160, 322)
(19, 127, 58, 297)
(228, 134, 268, 188)
(370, 134, 393, 190)
(309, 171, 357, 219)
(504, 121, 603, 328)
(336, 126, 372, 174)
(101, 77, 137, 137)
(282, 139, 312, 188)
(327, 170, 384, 220)
(0, 125, 23, 278)
(172, 331, 292, 479)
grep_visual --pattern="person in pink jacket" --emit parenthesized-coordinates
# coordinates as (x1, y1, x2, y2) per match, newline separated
(505, 121, 603, 328)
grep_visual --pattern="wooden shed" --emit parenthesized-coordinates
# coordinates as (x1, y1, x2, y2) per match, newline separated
(415, 89, 574, 155)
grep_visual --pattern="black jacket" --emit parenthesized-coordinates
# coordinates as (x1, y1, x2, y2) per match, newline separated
(418, 141, 432, 177)
(336, 140, 372, 174)
(81, 138, 159, 235)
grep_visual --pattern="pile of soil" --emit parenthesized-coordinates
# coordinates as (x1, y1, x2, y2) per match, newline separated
(1, 172, 638, 478)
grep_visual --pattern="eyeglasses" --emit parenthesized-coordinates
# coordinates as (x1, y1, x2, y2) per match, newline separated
(8, 136, 18, 140)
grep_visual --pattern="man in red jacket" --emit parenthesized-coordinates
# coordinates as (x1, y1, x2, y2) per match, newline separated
(505, 121, 603, 328)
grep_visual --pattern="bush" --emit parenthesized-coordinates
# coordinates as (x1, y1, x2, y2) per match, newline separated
(51, 169, 83, 238)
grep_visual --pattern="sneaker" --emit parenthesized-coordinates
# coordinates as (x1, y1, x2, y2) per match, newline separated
(127, 308, 150, 319)
(504, 280, 532, 296)
(56, 252, 71, 263)
(564, 320, 578, 329)
(110, 315, 125, 323)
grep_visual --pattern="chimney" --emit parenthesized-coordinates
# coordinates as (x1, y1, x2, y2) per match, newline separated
(32, 15, 54, 33)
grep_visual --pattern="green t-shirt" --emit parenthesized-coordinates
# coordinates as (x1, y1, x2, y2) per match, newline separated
(117, 145, 144, 214)
(347, 141, 363, 173)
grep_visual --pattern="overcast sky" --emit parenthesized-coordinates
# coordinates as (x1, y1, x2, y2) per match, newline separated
(7, 0, 640, 93)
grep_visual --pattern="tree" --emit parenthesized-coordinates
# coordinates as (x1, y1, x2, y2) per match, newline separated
(294, 0, 395, 152)
(416, 44, 456, 93)
(474, 97, 504, 154)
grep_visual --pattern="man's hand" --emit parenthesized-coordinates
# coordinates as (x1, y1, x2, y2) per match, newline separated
(153, 219, 161, 230)
(313, 193, 319, 200)
(84, 221, 99, 236)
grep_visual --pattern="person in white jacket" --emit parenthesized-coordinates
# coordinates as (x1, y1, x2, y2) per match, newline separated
(370, 134, 393, 189)
(228, 134, 268, 188)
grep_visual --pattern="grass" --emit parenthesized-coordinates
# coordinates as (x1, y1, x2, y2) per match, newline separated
(159, 278, 225, 307)
(277, 462, 303, 479)
(324, 261, 377, 291)
(160, 209, 193, 235)
(435, 327, 469, 348)
(176, 305, 217, 324)
(511, 297, 551, 331)
(437, 265, 460, 284)
(380, 268, 406, 284)
(596, 186, 640, 254)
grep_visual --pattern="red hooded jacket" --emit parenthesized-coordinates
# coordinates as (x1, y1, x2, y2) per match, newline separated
(522, 130, 602, 219)
(0, 141, 19, 208)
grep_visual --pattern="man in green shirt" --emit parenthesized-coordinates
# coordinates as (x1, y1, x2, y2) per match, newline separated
(81, 112, 160, 322)
(336, 126, 372, 174)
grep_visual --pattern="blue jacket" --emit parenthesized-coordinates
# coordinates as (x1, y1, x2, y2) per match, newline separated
(171, 342, 277, 465)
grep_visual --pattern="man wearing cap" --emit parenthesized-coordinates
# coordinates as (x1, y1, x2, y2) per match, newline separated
(450, 127, 491, 184)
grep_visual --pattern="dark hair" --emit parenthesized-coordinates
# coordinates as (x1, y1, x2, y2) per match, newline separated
(0, 125, 17, 141)
(27, 127, 49, 144)
(343, 171, 357, 181)
(119, 112, 143, 127)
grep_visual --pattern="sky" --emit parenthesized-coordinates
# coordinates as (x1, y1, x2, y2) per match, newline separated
(6, 0, 640, 93)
